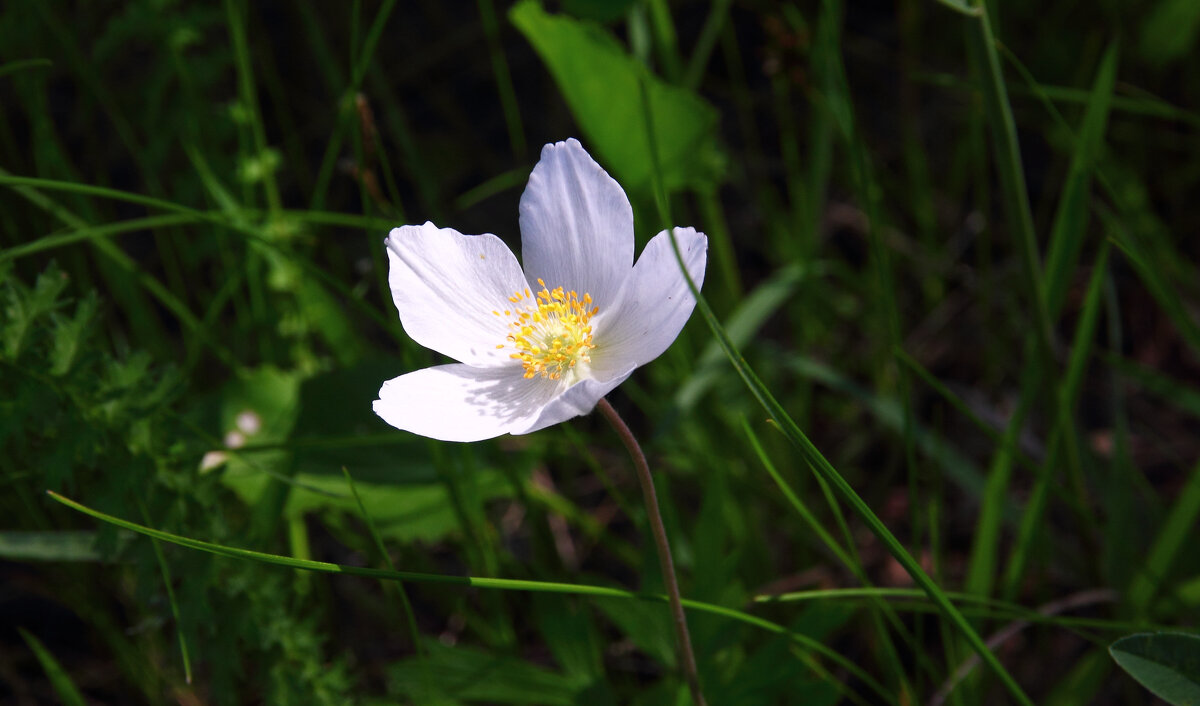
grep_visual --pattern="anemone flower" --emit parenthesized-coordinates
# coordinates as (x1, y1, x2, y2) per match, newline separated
(372, 138, 707, 442)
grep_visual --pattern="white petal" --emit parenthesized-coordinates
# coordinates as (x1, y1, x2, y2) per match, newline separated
(514, 368, 636, 435)
(385, 223, 529, 366)
(593, 227, 707, 371)
(373, 364, 563, 442)
(519, 138, 633, 312)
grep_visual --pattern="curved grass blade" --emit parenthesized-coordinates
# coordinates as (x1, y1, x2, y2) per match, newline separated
(0, 58, 53, 79)
(46, 490, 894, 703)
(18, 628, 86, 706)
(1, 214, 200, 263)
(0, 174, 403, 341)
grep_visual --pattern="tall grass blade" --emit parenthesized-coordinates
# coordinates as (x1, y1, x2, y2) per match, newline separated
(638, 61, 1036, 706)
(18, 628, 87, 706)
(962, 0, 1055, 364)
(1044, 43, 1118, 317)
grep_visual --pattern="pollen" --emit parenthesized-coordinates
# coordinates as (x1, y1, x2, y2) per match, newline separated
(494, 279, 598, 380)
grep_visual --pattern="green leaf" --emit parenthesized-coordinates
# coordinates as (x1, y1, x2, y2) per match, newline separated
(533, 594, 604, 679)
(217, 366, 302, 498)
(18, 628, 87, 706)
(3, 261, 68, 360)
(593, 593, 676, 668)
(1110, 633, 1200, 705)
(510, 0, 722, 194)
(388, 642, 588, 705)
(50, 290, 98, 376)
(1140, 0, 1200, 66)
(282, 468, 513, 543)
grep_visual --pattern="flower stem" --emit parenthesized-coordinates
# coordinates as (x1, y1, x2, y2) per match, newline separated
(596, 397, 706, 706)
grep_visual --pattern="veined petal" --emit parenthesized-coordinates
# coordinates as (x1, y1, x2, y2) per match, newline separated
(514, 368, 636, 436)
(519, 139, 633, 312)
(374, 364, 563, 442)
(593, 227, 707, 371)
(386, 223, 529, 366)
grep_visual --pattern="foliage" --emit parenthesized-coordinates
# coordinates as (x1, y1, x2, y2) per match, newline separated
(1110, 633, 1200, 706)
(2, 0, 1199, 703)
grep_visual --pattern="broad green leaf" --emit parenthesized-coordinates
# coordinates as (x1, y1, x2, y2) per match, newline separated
(215, 362, 515, 542)
(1177, 575, 1200, 607)
(716, 632, 840, 706)
(1110, 633, 1200, 705)
(388, 642, 588, 705)
(1140, 0, 1200, 66)
(217, 366, 303, 502)
(594, 593, 676, 667)
(283, 468, 513, 543)
(510, 0, 722, 194)
(18, 628, 86, 706)
(533, 594, 605, 679)
(290, 360, 436, 479)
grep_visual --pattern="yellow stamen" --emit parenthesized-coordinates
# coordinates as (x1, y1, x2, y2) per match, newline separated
(498, 282, 597, 380)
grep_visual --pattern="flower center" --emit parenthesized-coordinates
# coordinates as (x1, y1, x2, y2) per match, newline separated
(494, 279, 598, 380)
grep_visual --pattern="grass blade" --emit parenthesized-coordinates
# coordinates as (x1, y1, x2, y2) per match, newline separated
(1044, 43, 1118, 317)
(137, 499, 192, 684)
(1002, 246, 1111, 597)
(341, 467, 429, 695)
(639, 61, 1036, 705)
(1127, 458, 1200, 615)
(18, 628, 86, 706)
(47, 490, 894, 702)
(962, 0, 1055, 364)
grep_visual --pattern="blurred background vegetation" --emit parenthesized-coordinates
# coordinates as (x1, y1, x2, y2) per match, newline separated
(2, 0, 1199, 703)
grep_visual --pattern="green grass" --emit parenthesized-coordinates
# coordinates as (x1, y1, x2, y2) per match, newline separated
(3, 0, 1200, 704)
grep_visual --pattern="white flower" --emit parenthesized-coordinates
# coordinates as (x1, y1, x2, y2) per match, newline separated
(372, 138, 707, 442)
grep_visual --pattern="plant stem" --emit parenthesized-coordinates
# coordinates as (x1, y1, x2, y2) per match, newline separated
(596, 397, 706, 706)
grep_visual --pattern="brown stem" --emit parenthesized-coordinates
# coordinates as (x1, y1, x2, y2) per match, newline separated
(596, 397, 706, 706)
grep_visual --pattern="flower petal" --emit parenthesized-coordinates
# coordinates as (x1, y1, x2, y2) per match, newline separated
(514, 368, 636, 435)
(374, 364, 563, 442)
(519, 138, 633, 311)
(386, 223, 529, 366)
(592, 227, 707, 372)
